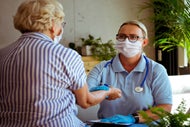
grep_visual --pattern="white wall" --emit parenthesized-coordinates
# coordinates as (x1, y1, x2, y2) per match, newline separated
(0, 0, 155, 59)
(0, 0, 23, 48)
(178, 47, 188, 67)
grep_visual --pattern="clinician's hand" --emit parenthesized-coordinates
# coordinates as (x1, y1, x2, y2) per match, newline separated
(101, 114, 135, 124)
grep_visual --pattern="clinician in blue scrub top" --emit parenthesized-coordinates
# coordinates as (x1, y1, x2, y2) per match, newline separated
(87, 20, 172, 126)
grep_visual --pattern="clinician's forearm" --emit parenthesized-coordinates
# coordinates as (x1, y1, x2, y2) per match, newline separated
(138, 104, 172, 123)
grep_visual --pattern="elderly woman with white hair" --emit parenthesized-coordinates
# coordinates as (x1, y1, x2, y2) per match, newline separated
(0, 0, 121, 126)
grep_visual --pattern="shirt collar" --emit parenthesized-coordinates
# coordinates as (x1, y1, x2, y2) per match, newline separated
(135, 55, 147, 72)
(112, 54, 124, 72)
(112, 54, 147, 73)
(21, 32, 53, 42)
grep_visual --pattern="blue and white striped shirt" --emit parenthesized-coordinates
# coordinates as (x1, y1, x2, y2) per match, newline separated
(0, 32, 86, 127)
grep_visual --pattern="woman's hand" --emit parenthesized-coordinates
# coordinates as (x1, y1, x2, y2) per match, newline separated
(73, 84, 122, 108)
(89, 85, 122, 100)
(107, 87, 122, 100)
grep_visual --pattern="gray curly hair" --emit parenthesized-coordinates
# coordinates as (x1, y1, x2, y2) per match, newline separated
(14, 0, 65, 33)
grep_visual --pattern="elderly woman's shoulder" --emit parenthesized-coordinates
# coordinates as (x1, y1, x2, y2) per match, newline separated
(44, 43, 80, 58)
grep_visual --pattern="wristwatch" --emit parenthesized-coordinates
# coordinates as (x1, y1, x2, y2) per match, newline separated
(132, 113, 139, 123)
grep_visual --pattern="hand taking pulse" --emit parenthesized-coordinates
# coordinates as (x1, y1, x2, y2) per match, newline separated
(107, 86, 122, 100)
(90, 85, 122, 100)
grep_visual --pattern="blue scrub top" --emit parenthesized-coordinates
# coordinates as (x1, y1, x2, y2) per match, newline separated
(87, 54, 172, 119)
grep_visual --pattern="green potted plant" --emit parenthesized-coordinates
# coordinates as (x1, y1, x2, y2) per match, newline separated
(81, 34, 116, 60)
(91, 39, 117, 61)
(139, 99, 190, 127)
(140, 0, 190, 73)
(81, 34, 101, 56)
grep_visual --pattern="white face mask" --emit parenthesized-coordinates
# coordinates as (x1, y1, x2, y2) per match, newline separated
(115, 39, 142, 58)
(54, 28, 64, 44)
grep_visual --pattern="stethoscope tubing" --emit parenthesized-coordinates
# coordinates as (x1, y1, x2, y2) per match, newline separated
(139, 55, 149, 88)
(100, 55, 149, 90)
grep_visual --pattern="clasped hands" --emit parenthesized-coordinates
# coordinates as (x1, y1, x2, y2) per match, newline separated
(89, 84, 121, 100)
(90, 86, 135, 124)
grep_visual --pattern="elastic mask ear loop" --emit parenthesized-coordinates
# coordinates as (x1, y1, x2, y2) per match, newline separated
(54, 28, 63, 44)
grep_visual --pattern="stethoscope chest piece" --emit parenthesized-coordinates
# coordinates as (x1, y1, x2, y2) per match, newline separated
(135, 86, 143, 93)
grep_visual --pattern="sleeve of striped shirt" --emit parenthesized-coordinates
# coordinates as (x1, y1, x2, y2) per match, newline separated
(62, 48, 87, 90)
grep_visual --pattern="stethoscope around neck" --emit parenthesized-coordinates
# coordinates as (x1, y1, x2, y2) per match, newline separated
(99, 55, 149, 93)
